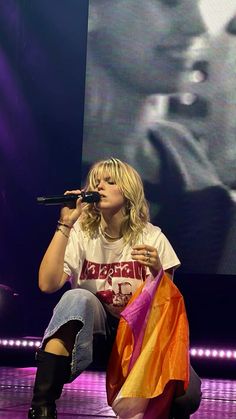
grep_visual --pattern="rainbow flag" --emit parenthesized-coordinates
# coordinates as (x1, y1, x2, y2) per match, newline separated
(106, 270, 190, 419)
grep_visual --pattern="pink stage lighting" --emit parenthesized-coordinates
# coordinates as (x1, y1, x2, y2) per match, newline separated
(0, 338, 236, 361)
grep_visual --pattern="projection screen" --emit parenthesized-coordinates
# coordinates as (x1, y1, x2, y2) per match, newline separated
(82, 0, 236, 275)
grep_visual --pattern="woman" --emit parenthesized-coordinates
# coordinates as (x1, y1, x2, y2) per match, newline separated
(82, 0, 236, 274)
(28, 158, 200, 419)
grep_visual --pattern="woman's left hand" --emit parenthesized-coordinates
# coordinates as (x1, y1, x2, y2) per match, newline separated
(131, 244, 162, 278)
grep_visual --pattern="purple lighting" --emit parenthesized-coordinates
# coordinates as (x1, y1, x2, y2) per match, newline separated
(1, 338, 236, 362)
(0, 338, 41, 349)
(190, 347, 236, 360)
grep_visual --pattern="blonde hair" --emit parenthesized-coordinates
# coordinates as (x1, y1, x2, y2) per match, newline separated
(80, 158, 150, 244)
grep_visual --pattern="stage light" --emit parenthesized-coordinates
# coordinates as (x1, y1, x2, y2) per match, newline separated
(190, 347, 236, 360)
(1, 338, 236, 363)
(0, 337, 41, 348)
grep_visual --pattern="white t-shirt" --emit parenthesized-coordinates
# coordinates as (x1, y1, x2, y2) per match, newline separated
(64, 222, 180, 317)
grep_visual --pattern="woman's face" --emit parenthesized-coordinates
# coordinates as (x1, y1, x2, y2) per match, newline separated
(89, 0, 206, 94)
(94, 174, 126, 215)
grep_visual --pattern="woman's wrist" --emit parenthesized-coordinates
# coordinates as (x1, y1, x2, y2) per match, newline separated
(56, 224, 70, 239)
(57, 220, 73, 229)
(150, 263, 162, 278)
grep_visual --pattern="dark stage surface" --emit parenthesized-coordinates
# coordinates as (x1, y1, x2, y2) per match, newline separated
(0, 367, 236, 418)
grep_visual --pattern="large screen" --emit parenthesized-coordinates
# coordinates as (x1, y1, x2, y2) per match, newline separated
(82, 0, 236, 275)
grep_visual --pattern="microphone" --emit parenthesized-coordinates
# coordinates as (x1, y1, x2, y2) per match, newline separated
(37, 191, 100, 205)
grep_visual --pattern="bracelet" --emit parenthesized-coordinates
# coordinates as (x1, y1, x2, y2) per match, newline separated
(56, 226, 70, 239)
(57, 220, 72, 229)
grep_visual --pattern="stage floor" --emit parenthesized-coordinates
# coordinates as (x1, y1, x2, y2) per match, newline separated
(0, 367, 236, 418)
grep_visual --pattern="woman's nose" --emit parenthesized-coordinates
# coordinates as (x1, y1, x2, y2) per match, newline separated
(97, 180, 105, 190)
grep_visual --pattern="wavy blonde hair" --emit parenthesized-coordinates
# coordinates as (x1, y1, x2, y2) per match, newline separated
(80, 158, 150, 244)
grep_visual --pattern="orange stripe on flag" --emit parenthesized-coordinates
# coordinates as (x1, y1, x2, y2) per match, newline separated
(106, 271, 189, 418)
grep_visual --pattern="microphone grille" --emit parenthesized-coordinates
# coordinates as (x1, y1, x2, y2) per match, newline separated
(82, 191, 101, 203)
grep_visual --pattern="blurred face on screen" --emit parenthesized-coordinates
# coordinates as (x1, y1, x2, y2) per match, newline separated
(89, 0, 205, 94)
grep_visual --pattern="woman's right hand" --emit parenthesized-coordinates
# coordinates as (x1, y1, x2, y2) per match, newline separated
(39, 188, 85, 293)
(59, 189, 85, 227)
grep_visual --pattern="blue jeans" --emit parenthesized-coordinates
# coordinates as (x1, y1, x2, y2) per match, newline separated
(41, 288, 201, 416)
(41, 288, 108, 381)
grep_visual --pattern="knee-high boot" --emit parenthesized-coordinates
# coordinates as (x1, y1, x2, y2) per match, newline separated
(28, 349, 71, 419)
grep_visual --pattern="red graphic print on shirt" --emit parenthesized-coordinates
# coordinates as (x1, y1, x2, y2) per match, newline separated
(80, 260, 146, 307)
(80, 260, 146, 281)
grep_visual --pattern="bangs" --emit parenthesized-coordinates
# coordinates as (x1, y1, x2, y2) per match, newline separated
(81, 158, 150, 242)
(88, 158, 123, 188)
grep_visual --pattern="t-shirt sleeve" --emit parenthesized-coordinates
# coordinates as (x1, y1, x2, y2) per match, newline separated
(156, 232, 181, 271)
(146, 223, 181, 272)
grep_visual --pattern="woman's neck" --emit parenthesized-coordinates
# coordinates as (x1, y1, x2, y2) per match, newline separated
(100, 213, 123, 240)
(101, 229, 122, 241)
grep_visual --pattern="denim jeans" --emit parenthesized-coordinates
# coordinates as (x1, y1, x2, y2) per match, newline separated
(41, 288, 108, 381)
(40, 288, 201, 416)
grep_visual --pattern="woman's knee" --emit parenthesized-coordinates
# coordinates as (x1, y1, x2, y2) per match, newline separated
(57, 288, 96, 312)
(46, 289, 105, 345)
(59, 288, 96, 304)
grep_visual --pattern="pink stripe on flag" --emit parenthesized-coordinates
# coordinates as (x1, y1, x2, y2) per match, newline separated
(121, 270, 163, 371)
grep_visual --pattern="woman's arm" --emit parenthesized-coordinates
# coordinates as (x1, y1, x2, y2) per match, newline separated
(39, 231, 71, 293)
(38, 190, 84, 293)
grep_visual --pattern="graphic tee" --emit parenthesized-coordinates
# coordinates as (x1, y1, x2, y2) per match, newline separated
(64, 222, 180, 317)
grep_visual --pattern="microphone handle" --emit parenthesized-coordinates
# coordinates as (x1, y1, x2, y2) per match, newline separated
(37, 192, 100, 205)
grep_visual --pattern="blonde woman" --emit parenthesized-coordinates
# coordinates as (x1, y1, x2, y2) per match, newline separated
(28, 158, 200, 419)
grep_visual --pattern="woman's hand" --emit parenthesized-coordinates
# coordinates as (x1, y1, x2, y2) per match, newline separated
(59, 189, 85, 227)
(38, 188, 86, 293)
(131, 244, 162, 278)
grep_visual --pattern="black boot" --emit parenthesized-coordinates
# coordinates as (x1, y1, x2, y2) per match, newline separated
(28, 349, 71, 419)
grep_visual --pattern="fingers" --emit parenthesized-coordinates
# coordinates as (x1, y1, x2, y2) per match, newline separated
(131, 245, 162, 277)
(131, 245, 155, 264)
(132, 244, 154, 251)
(64, 189, 83, 195)
(63, 189, 84, 209)
(59, 189, 84, 224)
(64, 189, 83, 201)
